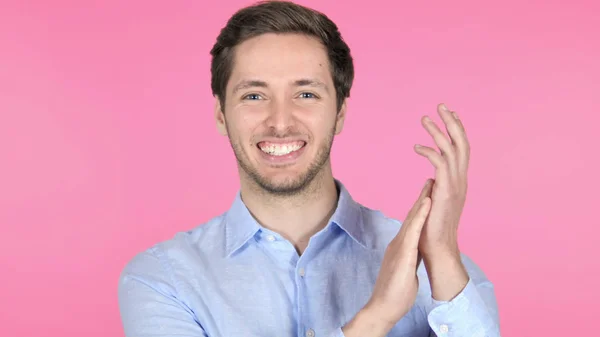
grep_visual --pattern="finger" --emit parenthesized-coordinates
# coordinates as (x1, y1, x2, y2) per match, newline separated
(418, 178, 434, 200)
(453, 116, 470, 174)
(394, 181, 432, 246)
(438, 104, 470, 172)
(402, 197, 431, 254)
(414, 146, 451, 192)
(414, 145, 446, 170)
(404, 179, 433, 223)
(421, 115, 455, 163)
(413, 251, 423, 274)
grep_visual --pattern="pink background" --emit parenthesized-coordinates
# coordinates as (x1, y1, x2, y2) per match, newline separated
(1, 0, 598, 336)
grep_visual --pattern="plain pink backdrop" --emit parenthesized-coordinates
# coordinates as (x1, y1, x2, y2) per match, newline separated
(1, 0, 598, 336)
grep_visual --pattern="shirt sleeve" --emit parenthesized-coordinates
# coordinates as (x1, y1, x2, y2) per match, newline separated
(426, 254, 501, 337)
(118, 247, 208, 337)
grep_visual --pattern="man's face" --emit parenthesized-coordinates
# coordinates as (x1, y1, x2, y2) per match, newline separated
(215, 33, 346, 195)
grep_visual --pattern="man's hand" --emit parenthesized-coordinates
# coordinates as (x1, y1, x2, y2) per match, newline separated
(342, 180, 433, 337)
(414, 103, 469, 256)
(414, 103, 470, 301)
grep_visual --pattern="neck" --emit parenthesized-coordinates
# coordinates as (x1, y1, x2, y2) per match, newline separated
(239, 167, 339, 255)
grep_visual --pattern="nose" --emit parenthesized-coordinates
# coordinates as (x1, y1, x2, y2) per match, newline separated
(265, 99, 294, 132)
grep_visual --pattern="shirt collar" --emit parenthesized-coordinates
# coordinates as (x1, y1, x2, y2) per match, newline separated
(223, 179, 367, 257)
(329, 180, 367, 249)
(223, 190, 262, 258)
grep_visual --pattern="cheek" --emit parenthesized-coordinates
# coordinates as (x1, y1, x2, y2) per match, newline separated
(300, 110, 337, 135)
(241, 112, 259, 128)
(227, 108, 264, 141)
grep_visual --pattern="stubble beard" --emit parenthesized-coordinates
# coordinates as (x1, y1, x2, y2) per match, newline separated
(229, 126, 336, 197)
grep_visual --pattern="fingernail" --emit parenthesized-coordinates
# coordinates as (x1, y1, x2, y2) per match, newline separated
(440, 104, 449, 111)
(452, 111, 459, 120)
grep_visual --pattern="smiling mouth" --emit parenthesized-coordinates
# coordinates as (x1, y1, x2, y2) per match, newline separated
(257, 141, 306, 156)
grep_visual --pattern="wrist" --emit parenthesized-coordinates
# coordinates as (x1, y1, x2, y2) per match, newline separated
(422, 244, 461, 264)
(422, 248, 469, 302)
(342, 305, 395, 337)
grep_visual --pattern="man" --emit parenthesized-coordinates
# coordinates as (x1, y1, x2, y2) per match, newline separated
(118, 1, 501, 336)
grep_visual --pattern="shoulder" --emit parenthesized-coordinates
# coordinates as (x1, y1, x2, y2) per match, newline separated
(118, 213, 227, 289)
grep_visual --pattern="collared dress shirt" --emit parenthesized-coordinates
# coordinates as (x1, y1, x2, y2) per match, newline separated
(118, 181, 501, 337)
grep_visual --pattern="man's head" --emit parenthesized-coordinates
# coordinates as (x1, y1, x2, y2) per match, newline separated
(210, 0, 354, 196)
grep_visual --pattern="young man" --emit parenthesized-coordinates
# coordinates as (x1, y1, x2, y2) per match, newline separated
(118, 1, 501, 336)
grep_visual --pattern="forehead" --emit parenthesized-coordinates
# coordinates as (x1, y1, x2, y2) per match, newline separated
(228, 33, 332, 89)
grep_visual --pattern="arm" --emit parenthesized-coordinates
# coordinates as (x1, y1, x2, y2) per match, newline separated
(424, 252, 500, 336)
(414, 104, 501, 336)
(330, 253, 500, 337)
(337, 104, 501, 337)
(118, 248, 208, 337)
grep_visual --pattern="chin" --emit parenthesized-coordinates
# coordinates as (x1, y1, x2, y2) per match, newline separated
(255, 171, 313, 194)
(258, 180, 312, 195)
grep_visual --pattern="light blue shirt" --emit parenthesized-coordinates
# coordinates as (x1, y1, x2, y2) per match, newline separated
(118, 181, 501, 337)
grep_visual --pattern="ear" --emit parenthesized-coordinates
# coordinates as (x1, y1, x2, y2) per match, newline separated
(214, 96, 228, 136)
(334, 99, 348, 135)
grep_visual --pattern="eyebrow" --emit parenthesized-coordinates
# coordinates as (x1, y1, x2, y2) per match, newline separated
(231, 78, 329, 94)
(232, 80, 268, 95)
(294, 79, 329, 93)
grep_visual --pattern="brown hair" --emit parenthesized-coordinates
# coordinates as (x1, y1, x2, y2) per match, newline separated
(210, 0, 354, 112)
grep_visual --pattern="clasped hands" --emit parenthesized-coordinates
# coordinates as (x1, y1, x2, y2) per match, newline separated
(343, 103, 471, 336)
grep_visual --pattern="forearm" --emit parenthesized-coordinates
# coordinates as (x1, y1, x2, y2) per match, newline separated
(341, 305, 394, 337)
(422, 247, 469, 301)
(424, 252, 501, 337)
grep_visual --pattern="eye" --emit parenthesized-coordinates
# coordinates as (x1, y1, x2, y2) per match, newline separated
(243, 93, 262, 100)
(298, 92, 318, 99)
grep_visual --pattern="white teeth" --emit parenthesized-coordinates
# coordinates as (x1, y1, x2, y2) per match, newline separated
(260, 143, 303, 156)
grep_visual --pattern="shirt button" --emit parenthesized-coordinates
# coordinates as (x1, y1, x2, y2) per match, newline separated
(440, 324, 449, 333)
(306, 329, 315, 337)
(298, 268, 305, 277)
(266, 235, 276, 242)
